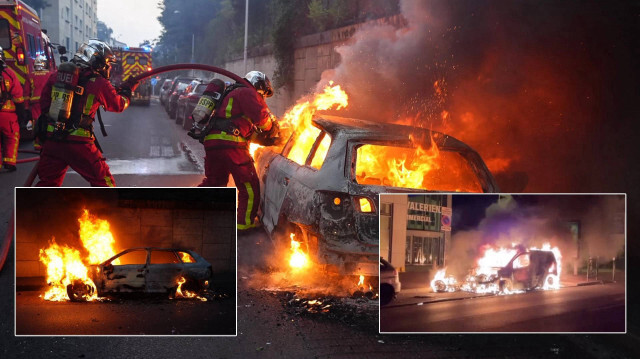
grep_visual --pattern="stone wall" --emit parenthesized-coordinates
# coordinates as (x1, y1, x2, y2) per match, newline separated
(15, 188, 235, 279)
(221, 15, 405, 117)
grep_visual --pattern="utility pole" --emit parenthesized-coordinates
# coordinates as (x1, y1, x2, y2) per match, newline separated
(243, 0, 249, 74)
(191, 33, 195, 77)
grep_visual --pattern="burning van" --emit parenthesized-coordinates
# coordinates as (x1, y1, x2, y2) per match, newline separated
(496, 249, 559, 292)
(66, 247, 212, 301)
(257, 114, 498, 276)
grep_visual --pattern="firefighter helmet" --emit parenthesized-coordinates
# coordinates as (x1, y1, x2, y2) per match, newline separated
(244, 71, 273, 98)
(74, 39, 117, 79)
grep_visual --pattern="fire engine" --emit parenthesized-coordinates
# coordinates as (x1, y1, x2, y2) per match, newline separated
(0, 0, 61, 139)
(111, 46, 152, 106)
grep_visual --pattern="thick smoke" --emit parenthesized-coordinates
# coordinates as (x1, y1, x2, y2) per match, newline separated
(447, 195, 624, 278)
(317, 0, 637, 192)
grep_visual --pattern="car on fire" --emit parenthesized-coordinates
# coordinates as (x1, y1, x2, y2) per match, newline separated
(496, 249, 559, 292)
(66, 247, 212, 301)
(256, 115, 498, 277)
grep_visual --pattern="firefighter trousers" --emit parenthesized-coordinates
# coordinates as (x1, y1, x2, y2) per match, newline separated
(199, 147, 260, 230)
(0, 114, 19, 168)
(35, 140, 116, 187)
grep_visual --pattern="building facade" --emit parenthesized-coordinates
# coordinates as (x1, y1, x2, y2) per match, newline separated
(380, 194, 452, 273)
(37, 0, 97, 53)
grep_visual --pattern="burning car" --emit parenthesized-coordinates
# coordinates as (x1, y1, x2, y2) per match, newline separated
(66, 247, 212, 301)
(496, 249, 559, 292)
(256, 114, 498, 276)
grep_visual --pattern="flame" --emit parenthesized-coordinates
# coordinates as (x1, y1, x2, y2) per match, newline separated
(289, 233, 309, 269)
(39, 209, 121, 301)
(39, 239, 97, 302)
(357, 275, 364, 287)
(78, 209, 119, 265)
(179, 251, 195, 263)
(175, 276, 207, 301)
(435, 242, 563, 295)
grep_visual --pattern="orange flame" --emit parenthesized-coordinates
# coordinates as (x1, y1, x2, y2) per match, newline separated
(39, 209, 120, 301)
(174, 276, 207, 301)
(289, 233, 309, 269)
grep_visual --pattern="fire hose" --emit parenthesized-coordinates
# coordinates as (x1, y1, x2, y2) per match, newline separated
(0, 64, 253, 272)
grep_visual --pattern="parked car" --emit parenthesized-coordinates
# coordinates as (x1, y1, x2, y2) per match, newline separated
(158, 79, 174, 105)
(256, 115, 498, 277)
(176, 80, 206, 128)
(66, 247, 212, 301)
(497, 249, 558, 292)
(380, 257, 401, 306)
(165, 82, 191, 119)
(162, 76, 193, 111)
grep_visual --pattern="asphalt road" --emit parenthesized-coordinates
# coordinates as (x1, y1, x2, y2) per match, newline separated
(1, 100, 639, 357)
(381, 283, 625, 333)
(16, 291, 235, 335)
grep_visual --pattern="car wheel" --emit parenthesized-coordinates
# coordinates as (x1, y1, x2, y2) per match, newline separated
(499, 278, 513, 293)
(380, 284, 394, 306)
(66, 279, 95, 302)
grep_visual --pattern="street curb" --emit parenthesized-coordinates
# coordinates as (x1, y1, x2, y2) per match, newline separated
(577, 280, 605, 286)
(383, 293, 495, 309)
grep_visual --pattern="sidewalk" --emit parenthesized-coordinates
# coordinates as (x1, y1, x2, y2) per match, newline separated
(386, 270, 626, 309)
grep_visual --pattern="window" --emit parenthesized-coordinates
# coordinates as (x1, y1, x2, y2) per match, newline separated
(126, 57, 135, 65)
(66, 7, 70, 21)
(138, 57, 148, 65)
(150, 250, 180, 264)
(27, 34, 36, 58)
(177, 252, 196, 263)
(286, 125, 321, 165)
(114, 250, 147, 265)
(194, 84, 207, 95)
(0, 19, 11, 49)
(405, 235, 443, 266)
(309, 132, 331, 169)
(355, 143, 482, 192)
(513, 254, 530, 269)
(286, 126, 331, 170)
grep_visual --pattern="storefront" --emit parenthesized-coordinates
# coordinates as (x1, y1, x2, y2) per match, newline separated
(380, 194, 452, 272)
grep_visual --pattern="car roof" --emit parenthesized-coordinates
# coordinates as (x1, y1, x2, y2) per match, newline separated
(121, 247, 194, 252)
(313, 115, 475, 151)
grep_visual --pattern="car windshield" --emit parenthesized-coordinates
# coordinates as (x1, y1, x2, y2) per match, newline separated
(355, 144, 483, 192)
(176, 83, 189, 91)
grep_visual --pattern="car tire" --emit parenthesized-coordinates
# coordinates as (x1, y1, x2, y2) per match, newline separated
(380, 284, 394, 306)
(66, 280, 94, 302)
(499, 278, 513, 293)
(175, 106, 183, 124)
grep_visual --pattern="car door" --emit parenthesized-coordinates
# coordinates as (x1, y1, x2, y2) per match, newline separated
(146, 249, 183, 292)
(261, 127, 333, 233)
(102, 249, 149, 293)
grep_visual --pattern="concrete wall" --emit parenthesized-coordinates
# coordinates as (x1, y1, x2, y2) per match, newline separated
(221, 15, 405, 118)
(15, 189, 235, 279)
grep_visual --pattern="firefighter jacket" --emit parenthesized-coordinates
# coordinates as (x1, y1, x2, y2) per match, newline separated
(40, 69, 129, 142)
(0, 67, 25, 114)
(203, 85, 274, 150)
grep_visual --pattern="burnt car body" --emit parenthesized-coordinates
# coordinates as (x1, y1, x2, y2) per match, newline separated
(497, 249, 558, 292)
(256, 115, 498, 276)
(176, 81, 207, 129)
(67, 247, 212, 300)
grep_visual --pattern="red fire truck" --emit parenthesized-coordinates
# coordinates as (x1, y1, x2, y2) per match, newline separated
(0, 0, 61, 139)
(111, 46, 152, 106)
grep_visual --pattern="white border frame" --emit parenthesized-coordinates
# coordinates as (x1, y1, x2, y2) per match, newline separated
(378, 192, 627, 334)
(13, 186, 239, 337)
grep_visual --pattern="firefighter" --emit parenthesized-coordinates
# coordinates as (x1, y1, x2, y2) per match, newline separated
(0, 45, 26, 172)
(196, 71, 280, 232)
(35, 39, 137, 186)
